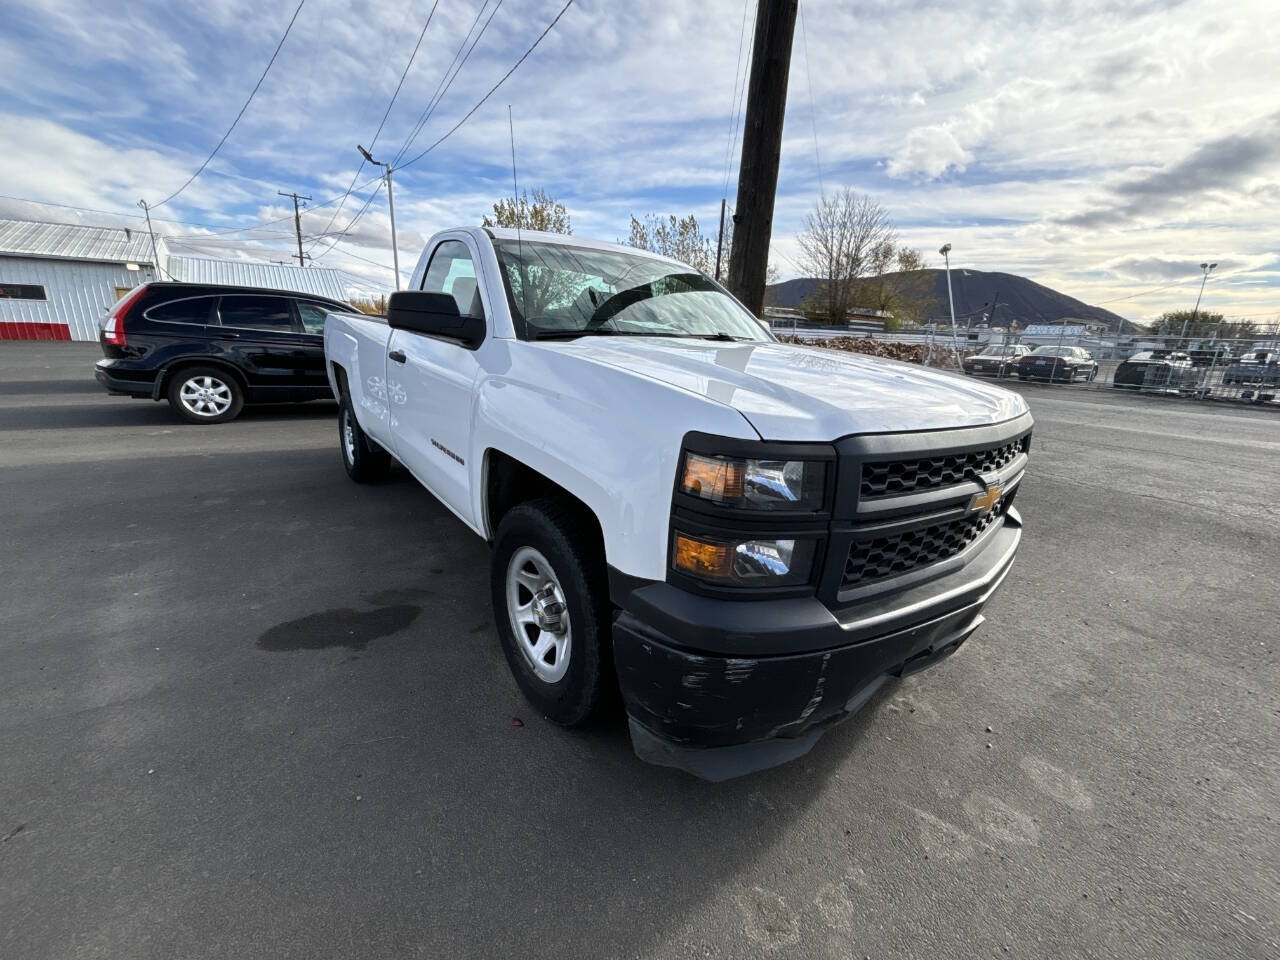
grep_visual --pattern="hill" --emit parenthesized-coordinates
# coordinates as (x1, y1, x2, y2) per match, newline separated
(766, 269, 1128, 330)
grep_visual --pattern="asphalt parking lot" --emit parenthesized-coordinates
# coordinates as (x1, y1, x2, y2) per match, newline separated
(2, 342, 1277, 960)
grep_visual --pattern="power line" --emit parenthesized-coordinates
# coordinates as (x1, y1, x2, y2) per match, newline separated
(720, 0, 753, 202)
(309, 181, 386, 262)
(152, 0, 308, 209)
(309, 0, 442, 253)
(798, 0, 824, 196)
(1091, 278, 1196, 305)
(393, 0, 505, 168)
(393, 0, 575, 173)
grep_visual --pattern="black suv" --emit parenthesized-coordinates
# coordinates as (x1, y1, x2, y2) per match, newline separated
(94, 283, 352, 423)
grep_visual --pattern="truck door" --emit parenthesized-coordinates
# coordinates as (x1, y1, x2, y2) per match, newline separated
(387, 237, 486, 526)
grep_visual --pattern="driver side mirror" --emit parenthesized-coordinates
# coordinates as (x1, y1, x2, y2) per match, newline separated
(386, 291, 485, 349)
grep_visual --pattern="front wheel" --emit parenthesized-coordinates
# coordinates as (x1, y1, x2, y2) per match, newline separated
(490, 499, 610, 727)
(339, 397, 391, 482)
(167, 367, 244, 424)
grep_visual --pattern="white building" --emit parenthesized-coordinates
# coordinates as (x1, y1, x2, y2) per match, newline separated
(0, 220, 162, 341)
(0, 218, 353, 342)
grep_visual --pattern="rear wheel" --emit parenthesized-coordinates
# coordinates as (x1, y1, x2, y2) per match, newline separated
(167, 367, 244, 424)
(339, 396, 391, 482)
(490, 499, 609, 727)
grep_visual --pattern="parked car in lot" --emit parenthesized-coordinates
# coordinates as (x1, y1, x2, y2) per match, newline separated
(1187, 343, 1232, 367)
(962, 344, 1032, 377)
(324, 227, 1032, 779)
(1221, 350, 1280, 386)
(1113, 350, 1199, 391)
(94, 283, 351, 423)
(1015, 345, 1098, 382)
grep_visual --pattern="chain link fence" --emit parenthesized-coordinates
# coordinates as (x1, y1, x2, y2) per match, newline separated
(775, 321, 1280, 408)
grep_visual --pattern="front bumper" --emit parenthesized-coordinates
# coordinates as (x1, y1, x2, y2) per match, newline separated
(614, 510, 1021, 780)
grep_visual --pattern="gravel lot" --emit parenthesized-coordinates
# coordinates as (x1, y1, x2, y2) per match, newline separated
(2, 342, 1277, 960)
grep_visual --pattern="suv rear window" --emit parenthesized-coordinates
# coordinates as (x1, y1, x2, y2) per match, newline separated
(218, 295, 296, 331)
(144, 297, 216, 325)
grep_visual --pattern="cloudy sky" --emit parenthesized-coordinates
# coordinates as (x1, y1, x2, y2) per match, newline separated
(1, 0, 1277, 322)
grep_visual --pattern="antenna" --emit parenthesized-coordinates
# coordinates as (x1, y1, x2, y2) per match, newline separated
(508, 104, 528, 323)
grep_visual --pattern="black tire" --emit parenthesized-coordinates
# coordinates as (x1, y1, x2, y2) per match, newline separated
(166, 366, 244, 424)
(490, 499, 610, 727)
(339, 396, 391, 482)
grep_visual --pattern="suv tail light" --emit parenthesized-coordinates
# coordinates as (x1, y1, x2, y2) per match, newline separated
(104, 284, 148, 346)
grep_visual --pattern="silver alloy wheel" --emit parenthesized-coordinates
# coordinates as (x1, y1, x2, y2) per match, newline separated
(505, 546, 571, 683)
(342, 408, 357, 464)
(178, 375, 233, 417)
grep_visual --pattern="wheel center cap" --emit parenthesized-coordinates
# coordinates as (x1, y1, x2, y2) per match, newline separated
(531, 584, 567, 634)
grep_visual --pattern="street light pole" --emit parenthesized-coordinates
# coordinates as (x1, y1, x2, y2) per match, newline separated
(940, 243, 960, 365)
(358, 145, 401, 291)
(1179, 261, 1216, 344)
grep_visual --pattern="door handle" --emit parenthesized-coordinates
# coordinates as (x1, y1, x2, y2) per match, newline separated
(388, 349, 406, 364)
(217, 331, 240, 339)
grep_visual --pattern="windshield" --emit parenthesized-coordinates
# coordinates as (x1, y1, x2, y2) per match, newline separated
(491, 238, 772, 342)
(1030, 346, 1076, 357)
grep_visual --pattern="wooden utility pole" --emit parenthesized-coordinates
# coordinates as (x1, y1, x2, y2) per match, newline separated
(278, 190, 312, 267)
(726, 0, 798, 317)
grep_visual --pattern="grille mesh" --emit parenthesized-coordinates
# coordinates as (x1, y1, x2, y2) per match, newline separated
(860, 437, 1027, 499)
(842, 504, 1005, 588)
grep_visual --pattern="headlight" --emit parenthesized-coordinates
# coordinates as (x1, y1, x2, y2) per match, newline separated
(679, 452, 826, 512)
(672, 532, 816, 586)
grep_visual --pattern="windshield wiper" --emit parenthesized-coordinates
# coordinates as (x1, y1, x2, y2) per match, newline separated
(528, 329, 690, 341)
(527, 329, 754, 343)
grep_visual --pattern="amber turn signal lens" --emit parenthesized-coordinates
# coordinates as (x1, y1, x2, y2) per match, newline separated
(672, 532, 733, 578)
(680, 453, 744, 503)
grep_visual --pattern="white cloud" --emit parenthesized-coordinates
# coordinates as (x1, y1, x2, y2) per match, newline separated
(0, 0, 1276, 321)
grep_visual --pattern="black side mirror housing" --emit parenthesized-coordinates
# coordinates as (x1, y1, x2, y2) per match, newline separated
(386, 291, 485, 349)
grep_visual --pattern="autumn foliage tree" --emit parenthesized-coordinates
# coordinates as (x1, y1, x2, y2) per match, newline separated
(481, 188, 572, 234)
(625, 213, 718, 274)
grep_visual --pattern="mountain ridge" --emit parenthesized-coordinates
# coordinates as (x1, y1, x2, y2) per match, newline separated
(766, 269, 1129, 330)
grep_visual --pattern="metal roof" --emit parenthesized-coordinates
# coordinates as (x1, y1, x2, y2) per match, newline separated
(0, 218, 159, 264)
(165, 255, 348, 301)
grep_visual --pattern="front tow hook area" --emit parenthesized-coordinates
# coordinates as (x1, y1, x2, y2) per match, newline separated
(892, 614, 983, 677)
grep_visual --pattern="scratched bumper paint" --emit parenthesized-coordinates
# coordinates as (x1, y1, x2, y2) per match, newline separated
(614, 598, 984, 755)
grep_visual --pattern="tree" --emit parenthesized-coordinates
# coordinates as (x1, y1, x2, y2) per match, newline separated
(481, 189, 573, 318)
(1151, 309, 1226, 341)
(851, 244, 936, 330)
(796, 188, 896, 325)
(625, 213, 717, 274)
(481, 188, 571, 234)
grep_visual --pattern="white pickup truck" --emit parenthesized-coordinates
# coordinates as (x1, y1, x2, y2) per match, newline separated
(324, 227, 1032, 780)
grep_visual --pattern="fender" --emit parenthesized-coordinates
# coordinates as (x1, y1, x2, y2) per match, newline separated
(470, 341, 757, 582)
(151, 355, 247, 400)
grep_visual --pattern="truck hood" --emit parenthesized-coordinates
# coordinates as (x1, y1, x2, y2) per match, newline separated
(558, 338, 1028, 440)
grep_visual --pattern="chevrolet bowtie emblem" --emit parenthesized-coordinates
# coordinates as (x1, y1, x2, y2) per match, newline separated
(969, 482, 1003, 514)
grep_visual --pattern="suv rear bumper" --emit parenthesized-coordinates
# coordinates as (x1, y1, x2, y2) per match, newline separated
(94, 360, 156, 398)
(613, 510, 1021, 781)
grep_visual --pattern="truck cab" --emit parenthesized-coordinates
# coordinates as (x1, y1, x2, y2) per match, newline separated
(324, 227, 1032, 779)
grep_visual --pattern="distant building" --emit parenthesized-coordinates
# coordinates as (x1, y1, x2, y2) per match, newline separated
(763, 305, 889, 335)
(0, 219, 162, 340)
(0, 218, 351, 342)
